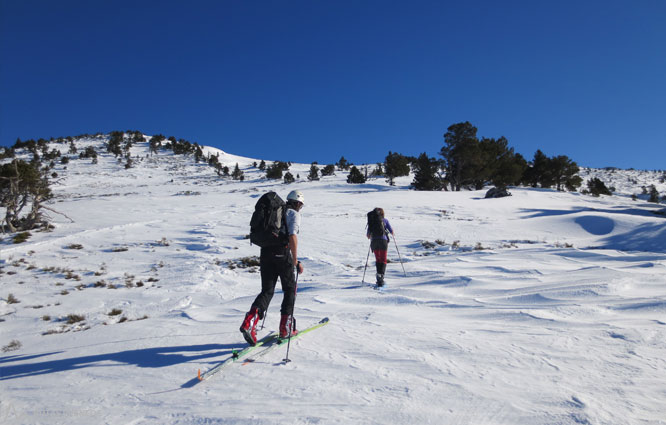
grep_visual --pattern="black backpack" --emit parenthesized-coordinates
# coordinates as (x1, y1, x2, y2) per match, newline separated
(250, 192, 288, 248)
(367, 208, 386, 238)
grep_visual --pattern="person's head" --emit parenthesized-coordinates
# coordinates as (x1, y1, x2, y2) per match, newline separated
(287, 190, 305, 211)
(375, 207, 384, 217)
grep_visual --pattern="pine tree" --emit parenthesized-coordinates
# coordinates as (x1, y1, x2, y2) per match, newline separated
(308, 164, 320, 181)
(107, 131, 124, 157)
(346, 166, 366, 184)
(232, 163, 244, 181)
(321, 164, 335, 176)
(337, 156, 350, 171)
(412, 153, 442, 191)
(549, 155, 582, 191)
(384, 151, 411, 186)
(371, 163, 384, 177)
(284, 172, 295, 184)
(0, 159, 52, 232)
(149, 135, 165, 154)
(586, 177, 612, 196)
(266, 162, 283, 179)
(441, 122, 478, 191)
(648, 185, 660, 203)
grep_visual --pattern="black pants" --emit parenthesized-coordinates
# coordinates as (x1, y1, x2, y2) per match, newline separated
(251, 246, 296, 317)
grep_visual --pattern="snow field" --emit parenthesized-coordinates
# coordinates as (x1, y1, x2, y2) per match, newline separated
(1, 138, 665, 424)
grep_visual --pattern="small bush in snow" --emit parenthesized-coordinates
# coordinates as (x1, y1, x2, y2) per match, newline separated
(12, 232, 31, 244)
(225, 256, 260, 271)
(2, 340, 22, 352)
(474, 242, 488, 251)
(284, 172, 295, 184)
(66, 314, 85, 324)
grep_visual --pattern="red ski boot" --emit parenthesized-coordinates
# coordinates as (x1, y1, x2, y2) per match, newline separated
(239, 307, 259, 345)
(279, 314, 298, 339)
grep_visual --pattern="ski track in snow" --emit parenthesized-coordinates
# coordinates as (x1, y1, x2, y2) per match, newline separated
(1, 138, 666, 424)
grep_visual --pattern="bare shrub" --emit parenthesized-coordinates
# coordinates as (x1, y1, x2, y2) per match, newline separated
(225, 256, 260, 271)
(66, 314, 85, 324)
(2, 340, 22, 352)
(13, 232, 31, 243)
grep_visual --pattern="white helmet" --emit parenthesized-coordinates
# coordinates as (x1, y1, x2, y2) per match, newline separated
(287, 190, 305, 205)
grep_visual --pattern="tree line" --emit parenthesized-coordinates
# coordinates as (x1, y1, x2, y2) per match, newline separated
(376, 121, 583, 192)
(2, 127, 664, 235)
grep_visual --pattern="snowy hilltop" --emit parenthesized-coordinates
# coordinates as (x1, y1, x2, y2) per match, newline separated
(1, 134, 665, 424)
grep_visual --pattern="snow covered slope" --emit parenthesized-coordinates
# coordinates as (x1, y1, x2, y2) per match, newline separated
(1, 136, 665, 424)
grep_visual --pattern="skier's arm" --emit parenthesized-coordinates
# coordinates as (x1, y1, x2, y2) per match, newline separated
(286, 208, 303, 274)
(385, 220, 395, 236)
(289, 234, 303, 274)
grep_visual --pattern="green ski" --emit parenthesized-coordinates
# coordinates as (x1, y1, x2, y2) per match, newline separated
(197, 332, 277, 381)
(243, 317, 330, 364)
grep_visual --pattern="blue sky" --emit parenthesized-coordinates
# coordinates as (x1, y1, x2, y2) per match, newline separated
(1, 0, 665, 169)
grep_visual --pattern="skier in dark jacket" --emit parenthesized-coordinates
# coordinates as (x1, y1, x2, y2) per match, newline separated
(366, 207, 394, 286)
(240, 190, 305, 345)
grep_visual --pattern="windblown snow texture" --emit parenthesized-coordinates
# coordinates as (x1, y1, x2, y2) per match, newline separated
(1, 136, 665, 424)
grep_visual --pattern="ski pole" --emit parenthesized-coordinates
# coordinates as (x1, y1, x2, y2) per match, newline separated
(283, 264, 299, 363)
(392, 234, 407, 277)
(260, 312, 267, 330)
(361, 241, 371, 284)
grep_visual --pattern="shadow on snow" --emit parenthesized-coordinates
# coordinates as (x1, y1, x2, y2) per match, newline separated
(0, 343, 238, 382)
(520, 206, 666, 252)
